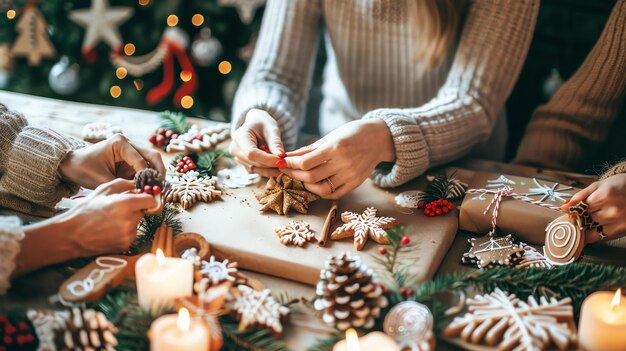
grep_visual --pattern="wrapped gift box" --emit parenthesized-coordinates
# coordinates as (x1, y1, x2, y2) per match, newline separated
(459, 172, 579, 244)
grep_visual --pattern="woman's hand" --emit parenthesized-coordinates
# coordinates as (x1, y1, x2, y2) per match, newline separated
(229, 109, 284, 178)
(59, 134, 165, 190)
(281, 119, 395, 199)
(563, 174, 626, 243)
(15, 179, 155, 276)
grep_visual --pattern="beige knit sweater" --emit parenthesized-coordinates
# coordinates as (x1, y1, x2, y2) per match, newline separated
(515, 0, 626, 171)
(0, 104, 84, 294)
(232, 0, 539, 187)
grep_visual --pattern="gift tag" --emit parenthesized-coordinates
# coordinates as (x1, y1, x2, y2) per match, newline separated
(544, 214, 584, 265)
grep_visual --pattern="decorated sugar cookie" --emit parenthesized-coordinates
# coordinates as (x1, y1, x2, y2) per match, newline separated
(81, 122, 122, 143)
(330, 207, 399, 251)
(462, 234, 523, 268)
(544, 214, 584, 265)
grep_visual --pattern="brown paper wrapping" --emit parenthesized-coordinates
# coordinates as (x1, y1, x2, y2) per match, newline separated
(181, 171, 470, 286)
(459, 172, 579, 244)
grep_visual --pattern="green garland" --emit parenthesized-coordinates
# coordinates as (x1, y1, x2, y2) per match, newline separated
(129, 204, 183, 255)
(158, 111, 189, 135)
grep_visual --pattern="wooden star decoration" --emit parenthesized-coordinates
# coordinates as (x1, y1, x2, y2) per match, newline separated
(68, 0, 133, 53)
(330, 207, 399, 251)
(461, 234, 523, 268)
(256, 174, 318, 215)
(218, 0, 265, 24)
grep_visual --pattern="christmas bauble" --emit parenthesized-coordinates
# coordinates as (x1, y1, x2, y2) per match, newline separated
(383, 301, 435, 351)
(191, 28, 223, 67)
(48, 57, 80, 95)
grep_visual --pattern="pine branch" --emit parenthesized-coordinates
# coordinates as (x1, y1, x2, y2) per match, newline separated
(220, 316, 289, 351)
(129, 204, 182, 255)
(370, 226, 417, 290)
(158, 111, 189, 135)
(418, 173, 453, 204)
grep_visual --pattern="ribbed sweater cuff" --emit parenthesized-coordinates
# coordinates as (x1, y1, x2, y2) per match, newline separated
(363, 109, 430, 188)
(231, 82, 300, 150)
(0, 216, 24, 295)
(0, 126, 85, 209)
(600, 160, 626, 180)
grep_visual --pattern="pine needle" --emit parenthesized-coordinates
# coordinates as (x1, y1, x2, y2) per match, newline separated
(418, 173, 453, 204)
(130, 204, 182, 255)
(158, 111, 189, 135)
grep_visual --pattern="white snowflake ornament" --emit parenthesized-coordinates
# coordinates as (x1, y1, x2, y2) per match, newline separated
(275, 221, 315, 247)
(330, 207, 399, 250)
(217, 164, 260, 189)
(68, 0, 133, 53)
(165, 170, 222, 209)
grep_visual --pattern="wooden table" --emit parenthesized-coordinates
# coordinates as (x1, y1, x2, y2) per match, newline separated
(1, 91, 624, 350)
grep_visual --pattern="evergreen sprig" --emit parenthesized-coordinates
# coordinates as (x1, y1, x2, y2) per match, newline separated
(220, 317, 289, 351)
(130, 204, 182, 255)
(370, 226, 417, 291)
(158, 111, 189, 135)
(417, 173, 454, 204)
(171, 149, 233, 177)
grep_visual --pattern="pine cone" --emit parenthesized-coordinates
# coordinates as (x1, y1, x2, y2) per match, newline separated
(313, 252, 388, 330)
(134, 168, 164, 189)
(54, 308, 118, 351)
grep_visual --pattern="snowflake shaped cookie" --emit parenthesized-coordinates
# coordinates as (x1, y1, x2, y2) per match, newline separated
(330, 207, 399, 251)
(232, 285, 289, 335)
(165, 170, 222, 209)
(275, 221, 315, 247)
(462, 234, 523, 268)
(199, 256, 238, 285)
(444, 288, 576, 351)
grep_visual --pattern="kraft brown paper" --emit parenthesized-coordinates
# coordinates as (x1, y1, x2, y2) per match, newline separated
(459, 172, 579, 244)
(181, 172, 469, 286)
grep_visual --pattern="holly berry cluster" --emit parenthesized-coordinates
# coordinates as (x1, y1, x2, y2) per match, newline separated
(149, 128, 179, 148)
(175, 156, 197, 174)
(137, 185, 162, 195)
(418, 198, 455, 217)
(399, 286, 415, 297)
(0, 316, 37, 351)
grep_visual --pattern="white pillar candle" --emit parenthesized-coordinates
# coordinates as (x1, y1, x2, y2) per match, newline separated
(135, 249, 193, 314)
(333, 329, 400, 351)
(579, 289, 626, 351)
(151, 307, 210, 351)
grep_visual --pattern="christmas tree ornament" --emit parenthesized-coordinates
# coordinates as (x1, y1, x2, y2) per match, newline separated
(134, 168, 165, 215)
(383, 301, 435, 351)
(58, 255, 131, 303)
(461, 234, 523, 268)
(275, 221, 315, 247)
(257, 174, 319, 215)
(10, 3, 56, 66)
(313, 252, 388, 330)
(330, 207, 399, 251)
(191, 28, 223, 67)
(166, 170, 222, 210)
(111, 28, 198, 108)
(218, 0, 266, 24)
(81, 121, 122, 143)
(68, 0, 133, 62)
(48, 56, 81, 96)
(54, 307, 119, 351)
(166, 124, 231, 154)
(544, 214, 584, 266)
(232, 285, 289, 335)
(444, 288, 576, 351)
(217, 164, 260, 189)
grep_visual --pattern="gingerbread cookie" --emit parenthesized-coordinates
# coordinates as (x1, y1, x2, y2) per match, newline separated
(462, 234, 523, 268)
(59, 255, 132, 303)
(544, 214, 584, 265)
(275, 221, 315, 247)
(330, 207, 399, 250)
(81, 122, 122, 143)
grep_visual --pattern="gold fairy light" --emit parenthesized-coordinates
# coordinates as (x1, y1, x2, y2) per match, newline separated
(110, 86, 122, 98)
(6, 10, 16, 19)
(192, 14, 204, 26)
(167, 14, 178, 27)
(181, 96, 193, 109)
(218, 61, 232, 74)
(180, 70, 192, 82)
(116, 67, 128, 79)
(124, 43, 136, 56)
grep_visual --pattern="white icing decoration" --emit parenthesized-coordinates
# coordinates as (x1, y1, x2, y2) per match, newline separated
(65, 256, 127, 297)
(486, 175, 517, 188)
(232, 285, 289, 334)
(525, 178, 574, 203)
(166, 124, 230, 153)
(544, 217, 582, 265)
(217, 164, 260, 189)
(81, 122, 122, 141)
(199, 256, 237, 285)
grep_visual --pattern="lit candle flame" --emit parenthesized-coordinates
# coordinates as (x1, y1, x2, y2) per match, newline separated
(156, 248, 166, 266)
(346, 328, 360, 351)
(612, 288, 622, 312)
(177, 307, 190, 332)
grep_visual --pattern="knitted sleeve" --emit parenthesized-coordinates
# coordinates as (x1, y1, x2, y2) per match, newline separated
(364, 0, 539, 187)
(514, 0, 626, 171)
(600, 160, 626, 180)
(0, 217, 24, 295)
(230, 0, 322, 149)
(0, 104, 85, 210)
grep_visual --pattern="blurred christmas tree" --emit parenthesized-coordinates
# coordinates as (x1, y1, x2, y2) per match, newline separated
(0, 0, 264, 121)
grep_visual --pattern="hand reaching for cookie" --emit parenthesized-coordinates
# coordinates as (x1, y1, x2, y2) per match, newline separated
(59, 134, 165, 189)
(562, 174, 626, 243)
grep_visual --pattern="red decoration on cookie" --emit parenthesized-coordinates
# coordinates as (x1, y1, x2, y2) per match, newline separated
(175, 155, 197, 174)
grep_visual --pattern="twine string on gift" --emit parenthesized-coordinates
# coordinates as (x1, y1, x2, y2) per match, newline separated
(467, 186, 563, 234)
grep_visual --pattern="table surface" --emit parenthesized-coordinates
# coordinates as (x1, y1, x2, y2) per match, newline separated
(1, 91, 624, 350)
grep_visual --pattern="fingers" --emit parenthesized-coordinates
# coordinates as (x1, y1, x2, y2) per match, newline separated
(94, 179, 135, 195)
(131, 142, 166, 176)
(286, 139, 322, 157)
(234, 157, 281, 178)
(263, 126, 285, 157)
(116, 193, 158, 211)
(562, 182, 599, 211)
(284, 148, 330, 171)
(230, 130, 281, 168)
(111, 134, 149, 173)
(304, 173, 350, 198)
(281, 162, 337, 184)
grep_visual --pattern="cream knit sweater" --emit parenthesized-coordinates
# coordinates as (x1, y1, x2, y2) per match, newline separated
(0, 104, 84, 294)
(232, 0, 539, 187)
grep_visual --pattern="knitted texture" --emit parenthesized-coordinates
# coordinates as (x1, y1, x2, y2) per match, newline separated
(515, 0, 626, 171)
(600, 160, 626, 180)
(232, 0, 539, 187)
(0, 217, 24, 295)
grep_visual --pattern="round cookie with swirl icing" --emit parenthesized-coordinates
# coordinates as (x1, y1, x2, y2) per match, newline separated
(544, 214, 585, 265)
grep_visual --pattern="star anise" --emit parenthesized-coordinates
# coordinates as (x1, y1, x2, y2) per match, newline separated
(257, 174, 318, 215)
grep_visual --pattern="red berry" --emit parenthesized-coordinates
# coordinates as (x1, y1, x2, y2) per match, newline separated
(378, 247, 387, 255)
(435, 208, 443, 215)
(183, 156, 191, 161)
(399, 287, 407, 295)
(165, 130, 174, 138)
(437, 199, 443, 206)
(157, 128, 165, 134)
(171, 134, 179, 139)
(153, 186, 161, 195)
(189, 164, 196, 169)
(429, 211, 435, 217)
(442, 199, 449, 205)
(417, 200, 425, 208)
(4, 336, 12, 344)
(149, 134, 157, 145)
(18, 323, 28, 331)
(442, 207, 449, 214)
(425, 203, 431, 210)
(406, 289, 415, 296)
(177, 160, 184, 166)
(155, 134, 165, 146)
(423, 209, 430, 215)
(143, 185, 153, 194)
(400, 236, 411, 245)
(183, 165, 189, 172)
(448, 203, 455, 210)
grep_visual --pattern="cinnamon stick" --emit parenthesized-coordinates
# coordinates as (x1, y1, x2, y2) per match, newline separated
(164, 226, 174, 257)
(319, 200, 339, 246)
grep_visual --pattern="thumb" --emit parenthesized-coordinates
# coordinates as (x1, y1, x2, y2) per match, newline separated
(562, 182, 599, 211)
(263, 126, 285, 157)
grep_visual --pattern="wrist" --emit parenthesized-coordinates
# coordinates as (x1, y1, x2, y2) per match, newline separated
(58, 150, 78, 184)
(365, 119, 395, 163)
